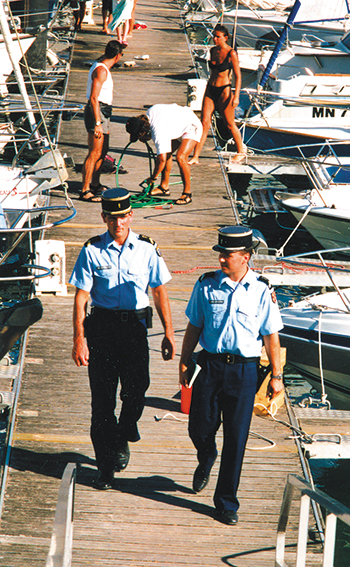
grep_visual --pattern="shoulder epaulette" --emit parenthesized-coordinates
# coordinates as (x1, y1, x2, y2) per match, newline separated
(139, 234, 156, 245)
(138, 234, 162, 256)
(84, 235, 101, 247)
(258, 275, 277, 303)
(199, 271, 216, 282)
(258, 275, 271, 288)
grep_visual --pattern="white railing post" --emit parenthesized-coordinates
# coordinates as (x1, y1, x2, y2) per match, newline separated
(45, 463, 77, 567)
(276, 475, 350, 567)
(296, 493, 310, 567)
(322, 513, 337, 567)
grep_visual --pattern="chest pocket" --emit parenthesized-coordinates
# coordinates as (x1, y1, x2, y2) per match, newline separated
(94, 266, 113, 291)
(125, 264, 149, 289)
(236, 304, 260, 335)
(208, 297, 227, 328)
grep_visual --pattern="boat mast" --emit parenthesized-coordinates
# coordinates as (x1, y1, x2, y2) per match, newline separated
(0, 0, 40, 142)
(258, 0, 301, 91)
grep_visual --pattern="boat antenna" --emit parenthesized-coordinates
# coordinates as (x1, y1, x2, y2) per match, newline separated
(258, 0, 301, 92)
(231, 0, 239, 49)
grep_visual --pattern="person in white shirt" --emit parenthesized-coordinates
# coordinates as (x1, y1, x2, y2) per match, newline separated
(126, 104, 203, 205)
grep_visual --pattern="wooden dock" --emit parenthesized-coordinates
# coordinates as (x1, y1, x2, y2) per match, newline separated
(0, 1, 324, 565)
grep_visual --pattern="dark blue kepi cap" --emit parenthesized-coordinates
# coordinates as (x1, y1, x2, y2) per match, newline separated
(213, 226, 256, 252)
(101, 188, 131, 215)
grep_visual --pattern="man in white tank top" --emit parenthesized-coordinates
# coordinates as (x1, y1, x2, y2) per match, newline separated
(81, 41, 124, 202)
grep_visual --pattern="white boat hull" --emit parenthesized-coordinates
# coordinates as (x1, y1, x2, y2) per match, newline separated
(0, 150, 68, 230)
(279, 194, 350, 252)
(280, 289, 350, 407)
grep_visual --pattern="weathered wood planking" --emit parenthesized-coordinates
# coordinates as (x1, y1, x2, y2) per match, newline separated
(0, 1, 319, 566)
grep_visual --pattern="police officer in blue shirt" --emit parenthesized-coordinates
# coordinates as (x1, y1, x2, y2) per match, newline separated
(179, 226, 283, 525)
(70, 188, 176, 489)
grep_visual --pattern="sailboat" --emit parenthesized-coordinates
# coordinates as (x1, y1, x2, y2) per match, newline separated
(0, 0, 77, 266)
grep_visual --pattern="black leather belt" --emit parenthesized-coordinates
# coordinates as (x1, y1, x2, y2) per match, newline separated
(91, 306, 149, 323)
(203, 351, 260, 365)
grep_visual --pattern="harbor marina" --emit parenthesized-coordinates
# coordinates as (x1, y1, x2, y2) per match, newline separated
(0, 0, 349, 565)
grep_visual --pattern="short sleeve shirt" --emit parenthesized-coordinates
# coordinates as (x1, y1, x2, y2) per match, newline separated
(69, 229, 171, 310)
(147, 103, 202, 155)
(185, 269, 283, 357)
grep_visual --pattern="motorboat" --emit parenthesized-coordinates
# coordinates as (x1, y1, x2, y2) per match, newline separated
(183, 0, 350, 48)
(275, 183, 350, 252)
(279, 284, 350, 408)
(235, 29, 350, 157)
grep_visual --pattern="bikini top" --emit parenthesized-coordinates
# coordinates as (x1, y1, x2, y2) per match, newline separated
(209, 49, 233, 72)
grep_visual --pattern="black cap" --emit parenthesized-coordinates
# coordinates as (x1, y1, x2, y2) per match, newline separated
(126, 116, 141, 143)
(213, 226, 257, 252)
(101, 188, 131, 215)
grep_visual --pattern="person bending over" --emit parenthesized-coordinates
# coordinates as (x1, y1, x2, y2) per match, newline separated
(126, 103, 203, 205)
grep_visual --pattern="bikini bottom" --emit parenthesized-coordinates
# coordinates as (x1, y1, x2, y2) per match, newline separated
(206, 84, 232, 106)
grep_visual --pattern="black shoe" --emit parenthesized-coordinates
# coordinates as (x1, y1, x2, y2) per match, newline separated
(216, 510, 239, 525)
(193, 464, 210, 493)
(115, 441, 130, 471)
(93, 470, 114, 490)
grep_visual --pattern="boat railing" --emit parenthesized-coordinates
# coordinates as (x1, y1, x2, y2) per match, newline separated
(276, 473, 350, 567)
(45, 463, 77, 567)
(0, 102, 83, 167)
(275, 248, 350, 312)
(0, 202, 77, 271)
(238, 123, 350, 162)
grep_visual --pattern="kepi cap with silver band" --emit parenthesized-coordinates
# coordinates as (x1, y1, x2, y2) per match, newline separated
(213, 225, 258, 252)
(101, 188, 132, 215)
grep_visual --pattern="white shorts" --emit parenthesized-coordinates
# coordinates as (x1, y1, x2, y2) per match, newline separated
(182, 118, 203, 143)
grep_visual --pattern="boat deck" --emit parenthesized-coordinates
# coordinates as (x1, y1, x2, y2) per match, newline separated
(0, 1, 336, 565)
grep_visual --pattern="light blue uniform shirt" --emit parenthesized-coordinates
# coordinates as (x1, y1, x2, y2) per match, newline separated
(69, 229, 171, 310)
(185, 269, 283, 357)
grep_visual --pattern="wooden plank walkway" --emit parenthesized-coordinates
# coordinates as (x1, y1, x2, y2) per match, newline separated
(0, 1, 320, 565)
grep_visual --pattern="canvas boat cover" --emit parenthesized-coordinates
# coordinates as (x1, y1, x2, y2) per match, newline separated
(239, 0, 350, 20)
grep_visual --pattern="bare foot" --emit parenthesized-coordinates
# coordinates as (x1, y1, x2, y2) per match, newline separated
(230, 152, 247, 163)
(188, 156, 199, 165)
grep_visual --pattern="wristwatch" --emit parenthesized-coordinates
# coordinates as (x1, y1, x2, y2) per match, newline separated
(271, 373, 283, 380)
(95, 121, 102, 126)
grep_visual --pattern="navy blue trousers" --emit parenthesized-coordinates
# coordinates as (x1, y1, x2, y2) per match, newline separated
(189, 351, 258, 513)
(85, 310, 150, 472)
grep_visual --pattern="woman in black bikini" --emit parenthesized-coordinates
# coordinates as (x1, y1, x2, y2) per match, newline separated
(189, 24, 245, 165)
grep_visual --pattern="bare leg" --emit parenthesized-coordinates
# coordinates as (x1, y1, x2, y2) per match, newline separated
(81, 133, 109, 194)
(188, 94, 215, 165)
(91, 134, 109, 186)
(121, 20, 130, 43)
(116, 23, 123, 43)
(159, 152, 173, 190)
(76, 1, 86, 29)
(176, 138, 197, 194)
(102, 9, 111, 33)
(220, 94, 245, 160)
(128, 0, 137, 36)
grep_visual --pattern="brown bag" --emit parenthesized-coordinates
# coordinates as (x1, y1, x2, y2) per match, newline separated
(253, 347, 286, 417)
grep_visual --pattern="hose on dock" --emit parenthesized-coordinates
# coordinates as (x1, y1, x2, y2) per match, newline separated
(115, 141, 176, 208)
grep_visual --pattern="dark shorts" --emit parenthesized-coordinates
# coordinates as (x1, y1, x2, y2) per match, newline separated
(84, 101, 112, 134)
(102, 0, 112, 12)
